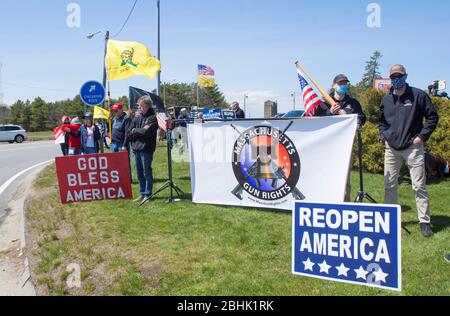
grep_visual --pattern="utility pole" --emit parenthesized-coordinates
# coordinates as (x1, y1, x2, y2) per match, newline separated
(0, 60, 4, 106)
(244, 94, 248, 115)
(156, 0, 161, 97)
(291, 92, 296, 110)
(103, 31, 110, 108)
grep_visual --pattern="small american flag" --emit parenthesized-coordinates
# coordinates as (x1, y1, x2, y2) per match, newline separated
(198, 64, 215, 76)
(157, 112, 168, 132)
(297, 70, 322, 117)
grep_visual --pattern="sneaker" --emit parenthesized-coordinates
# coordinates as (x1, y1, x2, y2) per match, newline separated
(445, 254, 450, 263)
(133, 196, 144, 203)
(420, 223, 434, 237)
(140, 196, 151, 206)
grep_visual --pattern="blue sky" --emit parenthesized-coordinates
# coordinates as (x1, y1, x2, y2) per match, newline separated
(1, 0, 449, 117)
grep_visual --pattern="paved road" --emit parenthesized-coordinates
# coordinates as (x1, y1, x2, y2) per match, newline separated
(0, 141, 60, 188)
(0, 141, 59, 296)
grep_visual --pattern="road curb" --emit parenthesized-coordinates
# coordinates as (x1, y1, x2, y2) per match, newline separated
(18, 161, 54, 296)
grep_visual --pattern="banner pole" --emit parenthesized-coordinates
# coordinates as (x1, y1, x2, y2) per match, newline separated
(294, 61, 335, 106)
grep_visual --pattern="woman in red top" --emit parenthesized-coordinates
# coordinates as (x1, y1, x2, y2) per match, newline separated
(64, 117, 82, 155)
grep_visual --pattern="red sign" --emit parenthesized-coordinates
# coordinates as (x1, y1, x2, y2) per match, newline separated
(55, 152, 133, 204)
(374, 78, 392, 91)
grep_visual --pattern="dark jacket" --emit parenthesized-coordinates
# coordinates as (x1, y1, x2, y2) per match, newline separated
(379, 85, 439, 150)
(127, 110, 158, 153)
(315, 93, 366, 125)
(77, 124, 101, 153)
(235, 108, 245, 119)
(112, 113, 131, 147)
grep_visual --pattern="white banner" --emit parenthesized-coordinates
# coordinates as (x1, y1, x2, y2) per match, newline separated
(188, 115, 358, 210)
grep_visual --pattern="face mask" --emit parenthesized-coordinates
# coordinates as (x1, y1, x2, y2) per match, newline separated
(391, 75, 408, 90)
(336, 85, 349, 95)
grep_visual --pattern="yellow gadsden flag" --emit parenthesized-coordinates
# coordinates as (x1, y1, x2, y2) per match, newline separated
(198, 76, 215, 88)
(106, 40, 161, 81)
(93, 106, 110, 120)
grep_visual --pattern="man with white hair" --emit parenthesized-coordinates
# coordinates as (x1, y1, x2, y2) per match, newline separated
(230, 101, 245, 119)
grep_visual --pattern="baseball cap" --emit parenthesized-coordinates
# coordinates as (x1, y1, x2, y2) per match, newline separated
(333, 74, 350, 84)
(84, 112, 93, 119)
(389, 64, 407, 77)
(112, 103, 123, 111)
(62, 116, 71, 122)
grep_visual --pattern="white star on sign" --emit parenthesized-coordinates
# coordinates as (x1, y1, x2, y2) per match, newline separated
(302, 258, 315, 271)
(336, 263, 350, 277)
(318, 260, 331, 274)
(373, 267, 389, 283)
(354, 266, 369, 280)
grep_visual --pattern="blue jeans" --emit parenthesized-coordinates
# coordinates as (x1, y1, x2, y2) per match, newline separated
(110, 142, 133, 182)
(84, 147, 97, 155)
(134, 152, 154, 198)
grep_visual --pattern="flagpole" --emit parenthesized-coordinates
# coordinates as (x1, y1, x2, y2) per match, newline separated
(156, 0, 161, 97)
(197, 83, 200, 108)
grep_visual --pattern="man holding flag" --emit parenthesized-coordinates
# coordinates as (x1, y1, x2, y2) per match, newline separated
(296, 64, 365, 201)
(314, 74, 366, 124)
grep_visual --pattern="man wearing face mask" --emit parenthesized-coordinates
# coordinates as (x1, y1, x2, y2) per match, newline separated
(379, 65, 439, 237)
(314, 75, 366, 124)
(314, 74, 365, 201)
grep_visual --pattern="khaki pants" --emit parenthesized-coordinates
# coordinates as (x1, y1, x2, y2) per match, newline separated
(384, 144, 430, 224)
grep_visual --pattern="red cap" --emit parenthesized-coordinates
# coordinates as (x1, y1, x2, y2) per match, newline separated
(62, 116, 71, 122)
(112, 103, 123, 111)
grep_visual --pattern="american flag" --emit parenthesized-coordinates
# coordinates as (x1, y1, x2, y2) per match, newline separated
(297, 70, 322, 117)
(198, 64, 215, 76)
(157, 112, 168, 132)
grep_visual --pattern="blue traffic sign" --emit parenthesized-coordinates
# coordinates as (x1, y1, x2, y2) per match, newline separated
(80, 81, 105, 106)
(292, 201, 401, 291)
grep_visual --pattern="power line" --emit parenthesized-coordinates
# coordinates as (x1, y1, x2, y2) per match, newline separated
(1, 81, 77, 93)
(111, 0, 139, 38)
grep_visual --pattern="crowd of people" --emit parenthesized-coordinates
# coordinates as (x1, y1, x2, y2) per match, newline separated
(56, 64, 441, 237)
(57, 96, 158, 205)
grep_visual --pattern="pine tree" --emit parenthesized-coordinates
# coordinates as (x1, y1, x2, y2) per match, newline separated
(360, 51, 383, 88)
(202, 85, 228, 108)
(30, 97, 50, 131)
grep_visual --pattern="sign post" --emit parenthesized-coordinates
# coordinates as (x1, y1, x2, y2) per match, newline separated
(292, 201, 401, 291)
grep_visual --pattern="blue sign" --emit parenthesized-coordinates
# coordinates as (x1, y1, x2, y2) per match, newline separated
(222, 110, 236, 120)
(292, 202, 401, 291)
(201, 108, 222, 119)
(80, 81, 105, 106)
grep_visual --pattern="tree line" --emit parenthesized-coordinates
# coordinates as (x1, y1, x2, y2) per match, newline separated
(0, 82, 228, 132)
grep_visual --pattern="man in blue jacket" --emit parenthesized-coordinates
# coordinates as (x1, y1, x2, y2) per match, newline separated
(110, 103, 133, 182)
(379, 65, 439, 237)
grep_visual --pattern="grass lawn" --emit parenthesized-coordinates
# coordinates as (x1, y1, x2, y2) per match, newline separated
(26, 142, 450, 296)
(27, 131, 54, 142)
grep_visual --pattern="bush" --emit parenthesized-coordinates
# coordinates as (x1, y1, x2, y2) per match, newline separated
(427, 97, 450, 162)
(352, 122, 384, 174)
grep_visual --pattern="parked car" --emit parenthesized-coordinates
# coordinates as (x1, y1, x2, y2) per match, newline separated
(0, 125, 27, 143)
(282, 110, 306, 118)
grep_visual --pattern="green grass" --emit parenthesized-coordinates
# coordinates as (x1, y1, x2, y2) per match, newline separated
(26, 143, 450, 296)
(27, 131, 54, 142)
